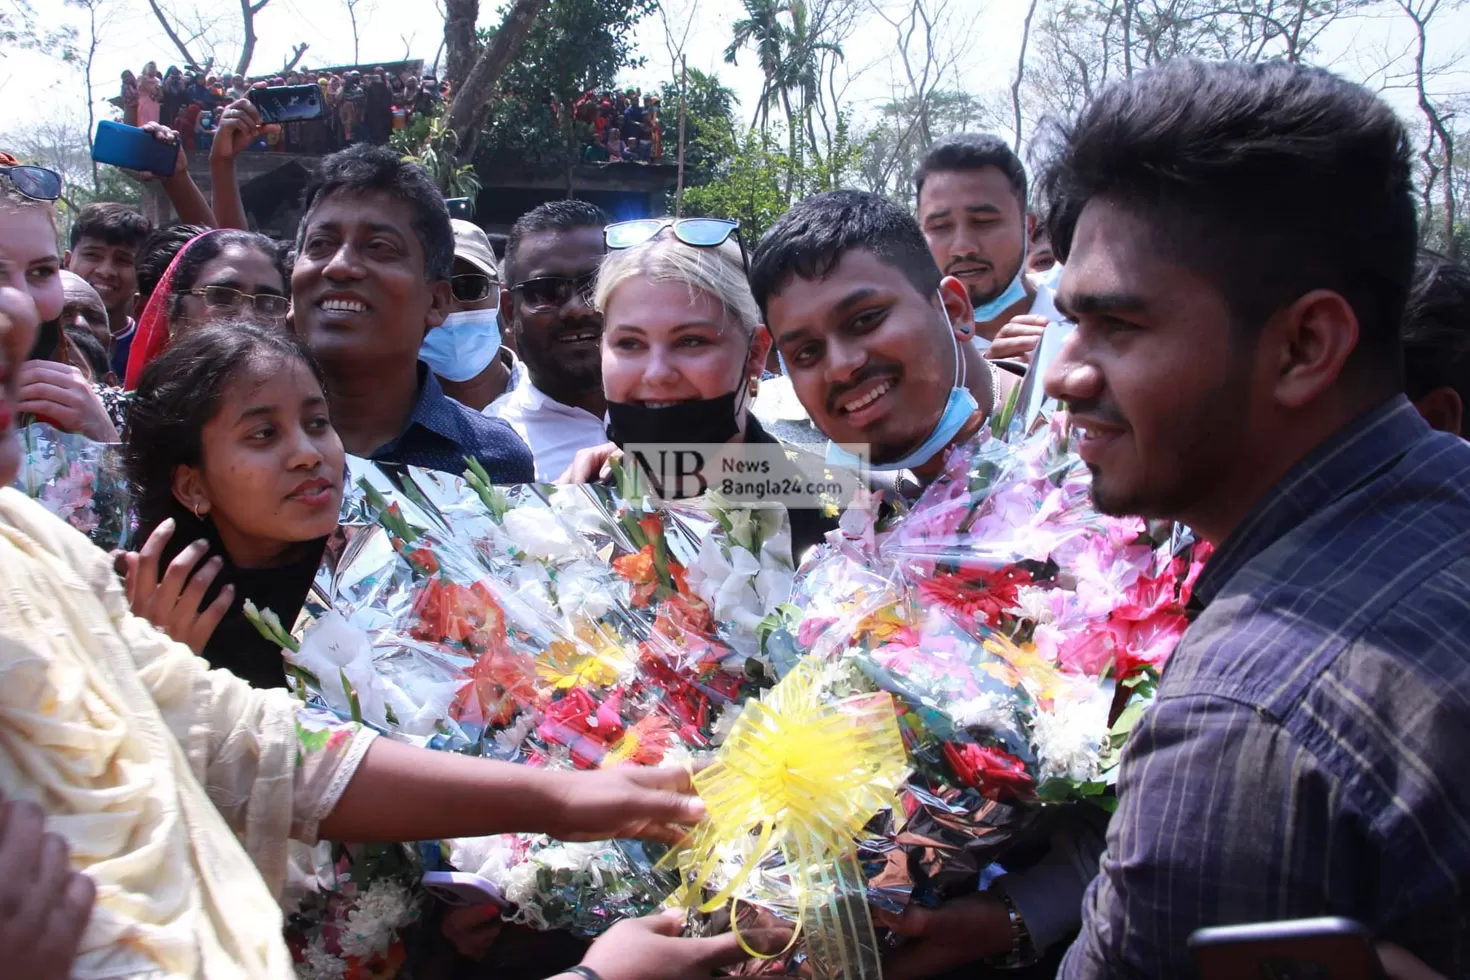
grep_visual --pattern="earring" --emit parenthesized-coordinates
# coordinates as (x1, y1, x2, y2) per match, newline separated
(193, 502, 206, 520)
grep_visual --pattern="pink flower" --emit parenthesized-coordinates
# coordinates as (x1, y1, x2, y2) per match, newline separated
(796, 616, 839, 651)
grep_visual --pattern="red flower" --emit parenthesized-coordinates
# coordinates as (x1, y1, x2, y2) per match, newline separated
(538, 689, 626, 768)
(920, 566, 1032, 625)
(943, 742, 1035, 802)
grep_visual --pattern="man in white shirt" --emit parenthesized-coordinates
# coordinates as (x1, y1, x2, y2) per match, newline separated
(485, 200, 611, 481)
(914, 134, 1065, 366)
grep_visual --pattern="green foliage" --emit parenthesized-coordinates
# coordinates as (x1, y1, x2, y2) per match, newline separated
(392, 110, 482, 198)
(681, 113, 861, 240)
(474, 0, 658, 178)
(659, 68, 737, 185)
(4, 0, 80, 63)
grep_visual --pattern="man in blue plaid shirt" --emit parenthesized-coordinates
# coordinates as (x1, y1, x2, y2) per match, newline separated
(1034, 58, 1470, 978)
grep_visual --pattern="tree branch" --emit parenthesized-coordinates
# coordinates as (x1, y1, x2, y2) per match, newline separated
(146, 0, 201, 68)
(445, 0, 546, 162)
(283, 41, 309, 72)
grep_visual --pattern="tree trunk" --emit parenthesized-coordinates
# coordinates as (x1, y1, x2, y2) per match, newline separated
(445, 0, 480, 89)
(236, 0, 270, 77)
(1011, 0, 1039, 153)
(347, 0, 362, 63)
(146, 0, 201, 68)
(676, 56, 688, 216)
(446, 0, 545, 163)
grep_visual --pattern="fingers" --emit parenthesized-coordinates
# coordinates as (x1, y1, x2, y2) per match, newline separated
(0, 801, 45, 915)
(984, 338, 1041, 362)
(1379, 945, 1448, 980)
(186, 579, 235, 654)
(685, 926, 795, 970)
(18, 361, 89, 388)
(629, 767, 706, 826)
(151, 538, 212, 628)
(42, 872, 97, 963)
(132, 518, 175, 614)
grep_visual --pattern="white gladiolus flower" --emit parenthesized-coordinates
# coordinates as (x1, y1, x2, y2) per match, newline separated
(501, 507, 579, 561)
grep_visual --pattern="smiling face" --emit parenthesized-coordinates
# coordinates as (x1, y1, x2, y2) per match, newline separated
(0, 206, 63, 326)
(602, 276, 768, 420)
(1045, 199, 1255, 525)
(292, 189, 451, 370)
(918, 166, 1027, 310)
(174, 243, 288, 336)
(767, 248, 966, 463)
(502, 225, 605, 401)
(66, 234, 138, 325)
(172, 355, 345, 569)
(61, 270, 110, 348)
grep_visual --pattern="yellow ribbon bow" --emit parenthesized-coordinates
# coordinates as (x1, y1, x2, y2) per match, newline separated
(680, 656, 910, 979)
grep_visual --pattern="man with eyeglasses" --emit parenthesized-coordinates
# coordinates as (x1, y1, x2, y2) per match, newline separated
(420, 219, 519, 412)
(487, 199, 612, 481)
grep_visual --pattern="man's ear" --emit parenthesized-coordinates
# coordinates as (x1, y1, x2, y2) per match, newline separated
(1414, 386, 1464, 438)
(938, 275, 974, 339)
(746, 325, 773, 381)
(1026, 212, 1038, 241)
(426, 279, 453, 330)
(1268, 289, 1360, 411)
(63, 249, 74, 269)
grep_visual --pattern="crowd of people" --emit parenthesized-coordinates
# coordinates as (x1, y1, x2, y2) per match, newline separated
(120, 60, 449, 155)
(572, 88, 664, 164)
(3, 52, 1469, 980)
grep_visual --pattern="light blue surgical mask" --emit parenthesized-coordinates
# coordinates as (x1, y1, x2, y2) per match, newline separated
(826, 296, 979, 472)
(971, 267, 1029, 324)
(419, 308, 502, 382)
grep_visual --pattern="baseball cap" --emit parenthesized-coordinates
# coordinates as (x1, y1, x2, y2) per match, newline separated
(451, 219, 500, 284)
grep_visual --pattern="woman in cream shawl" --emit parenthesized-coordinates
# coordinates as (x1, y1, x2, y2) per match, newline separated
(0, 185, 703, 978)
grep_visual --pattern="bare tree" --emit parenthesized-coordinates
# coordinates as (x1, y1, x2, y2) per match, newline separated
(1011, 0, 1040, 151)
(344, 0, 374, 64)
(234, 0, 271, 76)
(283, 42, 309, 72)
(146, 0, 203, 67)
(63, 0, 114, 192)
(1395, 0, 1460, 258)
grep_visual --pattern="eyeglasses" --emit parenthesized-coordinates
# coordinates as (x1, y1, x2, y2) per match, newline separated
(451, 273, 498, 303)
(510, 273, 597, 311)
(0, 165, 62, 202)
(604, 217, 747, 271)
(188, 285, 290, 318)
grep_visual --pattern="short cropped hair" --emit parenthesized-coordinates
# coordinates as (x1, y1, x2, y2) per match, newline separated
(594, 227, 757, 335)
(748, 189, 941, 318)
(299, 144, 454, 281)
(69, 202, 152, 251)
(1402, 250, 1470, 409)
(914, 133, 1028, 209)
(1040, 58, 1417, 375)
(503, 199, 609, 285)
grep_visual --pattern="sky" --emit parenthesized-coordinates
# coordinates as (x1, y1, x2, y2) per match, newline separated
(3, 0, 1467, 150)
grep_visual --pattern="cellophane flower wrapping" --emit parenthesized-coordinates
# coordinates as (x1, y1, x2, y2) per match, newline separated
(284, 841, 423, 980)
(10, 422, 130, 549)
(269, 457, 794, 938)
(734, 412, 1211, 946)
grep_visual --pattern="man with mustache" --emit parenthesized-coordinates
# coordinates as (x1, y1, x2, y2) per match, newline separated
(1038, 59, 1470, 977)
(487, 200, 612, 481)
(291, 144, 534, 482)
(915, 134, 1061, 366)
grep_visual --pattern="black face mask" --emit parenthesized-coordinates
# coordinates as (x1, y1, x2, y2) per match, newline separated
(605, 388, 743, 447)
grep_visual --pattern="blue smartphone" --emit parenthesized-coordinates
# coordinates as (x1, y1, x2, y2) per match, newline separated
(92, 121, 178, 177)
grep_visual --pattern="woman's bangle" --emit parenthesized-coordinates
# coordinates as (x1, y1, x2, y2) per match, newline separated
(556, 968, 604, 980)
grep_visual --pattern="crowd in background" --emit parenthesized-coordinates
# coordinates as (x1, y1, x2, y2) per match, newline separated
(572, 88, 663, 164)
(119, 60, 449, 155)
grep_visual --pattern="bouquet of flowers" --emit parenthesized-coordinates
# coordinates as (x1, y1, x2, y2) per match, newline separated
(249, 457, 796, 941)
(9, 421, 130, 548)
(283, 841, 423, 980)
(674, 408, 1210, 975)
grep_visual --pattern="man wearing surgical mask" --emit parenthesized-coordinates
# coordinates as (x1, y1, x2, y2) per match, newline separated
(419, 220, 520, 411)
(915, 134, 1065, 367)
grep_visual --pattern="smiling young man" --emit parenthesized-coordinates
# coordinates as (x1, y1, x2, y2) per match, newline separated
(915, 134, 1061, 365)
(64, 203, 153, 377)
(486, 199, 611, 481)
(292, 145, 533, 482)
(750, 189, 999, 491)
(1036, 60, 1470, 977)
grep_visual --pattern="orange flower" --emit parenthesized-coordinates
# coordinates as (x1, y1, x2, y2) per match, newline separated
(452, 648, 538, 728)
(614, 545, 659, 607)
(603, 714, 679, 767)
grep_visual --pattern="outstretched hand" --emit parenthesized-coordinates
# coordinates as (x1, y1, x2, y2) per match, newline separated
(133, 122, 187, 182)
(573, 909, 793, 980)
(211, 99, 263, 163)
(122, 518, 233, 654)
(545, 766, 705, 845)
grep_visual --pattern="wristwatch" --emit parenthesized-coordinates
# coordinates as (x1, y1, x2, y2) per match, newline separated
(983, 885, 1042, 969)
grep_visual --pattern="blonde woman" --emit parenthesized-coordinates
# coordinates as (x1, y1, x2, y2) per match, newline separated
(562, 217, 838, 560)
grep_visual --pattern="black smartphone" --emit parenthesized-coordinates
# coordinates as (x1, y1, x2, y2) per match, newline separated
(445, 197, 475, 220)
(92, 121, 178, 177)
(249, 84, 324, 123)
(1190, 918, 1387, 980)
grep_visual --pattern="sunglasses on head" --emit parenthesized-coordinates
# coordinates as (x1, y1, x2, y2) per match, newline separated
(604, 217, 747, 271)
(0, 165, 63, 202)
(510, 272, 597, 311)
(451, 273, 498, 303)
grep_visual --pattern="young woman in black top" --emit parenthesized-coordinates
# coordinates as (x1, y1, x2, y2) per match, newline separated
(121, 319, 343, 688)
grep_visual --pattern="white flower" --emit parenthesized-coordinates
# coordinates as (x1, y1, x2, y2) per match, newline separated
(297, 934, 347, 980)
(552, 560, 615, 620)
(501, 507, 579, 561)
(490, 713, 537, 758)
(498, 859, 542, 910)
(338, 880, 414, 960)
(687, 536, 766, 625)
(949, 694, 1023, 742)
(1009, 585, 1056, 626)
(1031, 694, 1111, 783)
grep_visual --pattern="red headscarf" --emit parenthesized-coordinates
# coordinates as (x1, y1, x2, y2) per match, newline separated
(124, 228, 225, 391)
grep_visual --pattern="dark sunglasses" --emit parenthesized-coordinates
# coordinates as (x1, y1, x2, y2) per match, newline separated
(604, 217, 747, 271)
(0, 165, 63, 202)
(510, 272, 597, 310)
(451, 273, 498, 303)
(189, 285, 290, 318)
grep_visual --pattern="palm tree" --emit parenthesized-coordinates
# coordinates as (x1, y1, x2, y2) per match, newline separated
(724, 0, 790, 132)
